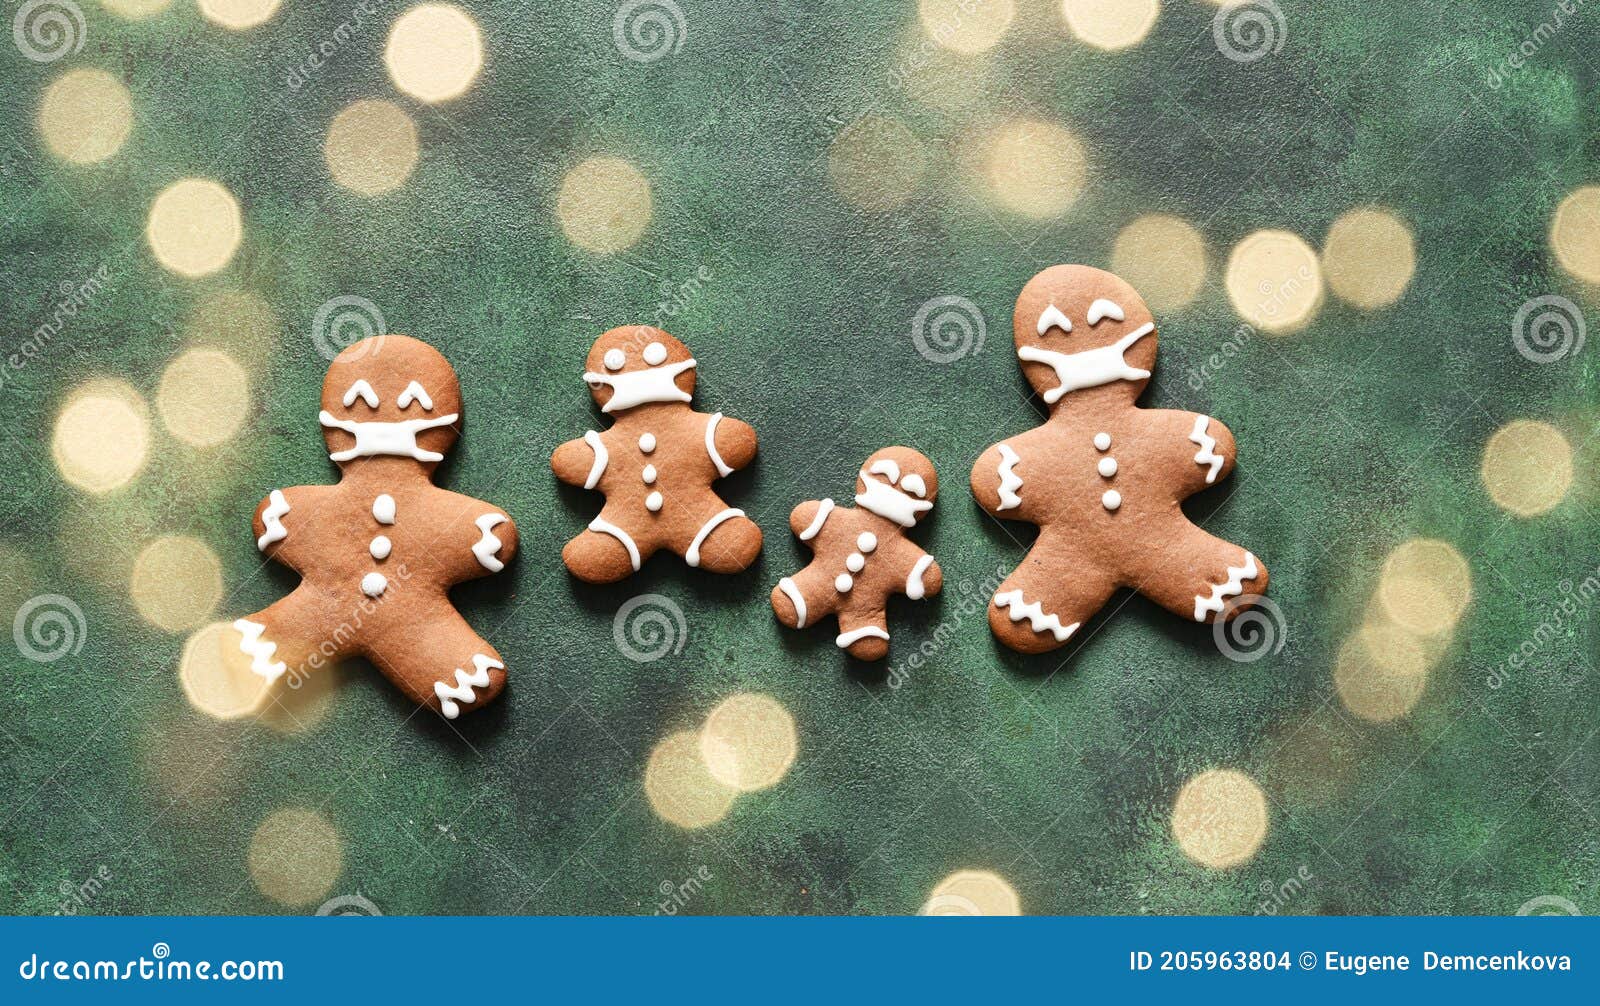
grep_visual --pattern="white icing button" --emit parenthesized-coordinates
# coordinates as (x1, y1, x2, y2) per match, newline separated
(1102, 489, 1121, 511)
(645, 491, 663, 512)
(361, 572, 388, 597)
(369, 535, 392, 560)
(642, 464, 657, 484)
(372, 494, 396, 524)
(1094, 432, 1111, 451)
(642, 341, 668, 366)
(1098, 457, 1118, 478)
(835, 573, 853, 593)
(857, 532, 877, 553)
(846, 552, 865, 573)
(603, 348, 626, 371)
(638, 432, 656, 453)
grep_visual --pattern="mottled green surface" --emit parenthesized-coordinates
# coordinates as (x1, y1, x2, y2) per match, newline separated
(1, 0, 1598, 916)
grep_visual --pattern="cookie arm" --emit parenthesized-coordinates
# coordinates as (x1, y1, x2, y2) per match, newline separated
(902, 548, 942, 600)
(788, 499, 831, 540)
(250, 485, 329, 572)
(431, 490, 519, 584)
(970, 437, 1037, 521)
(552, 429, 609, 488)
(707, 413, 758, 474)
(1151, 409, 1238, 496)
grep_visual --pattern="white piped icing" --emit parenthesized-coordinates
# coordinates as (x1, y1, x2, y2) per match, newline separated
(361, 572, 388, 597)
(845, 552, 865, 573)
(836, 625, 889, 649)
(472, 514, 507, 572)
(1094, 432, 1111, 451)
(342, 379, 378, 408)
(583, 430, 608, 489)
(799, 498, 834, 541)
(705, 412, 733, 477)
(835, 573, 853, 593)
(1102, 490, 1121, 511)
(906, 554, 934, 600)
(638, 432, 656, 453)
(373, 494, 396, 524)
(603, 348, 626, 371)
(232, 618, 286, 683)
(257, 489, 290, 551)
(435, 654, 502, 719)
(645, 491, 663, 512)
(993, 590, 1079, 642)
(1098, 457, 1118, 478)
(777, 576, 807, 628)
(589, 516, 641, 571)
(868, 458, 901, 483)
(584, 358, 696, 413)
(900, 473, 927, 498)
(1018, 322, 1154, 404)
(643, 341, 668, 365)
(642, 464, 657, 484)
(686, 508, 743, 567)
(996, 444, 1023, 510)
(320, 411, 459, 463)
(857, 532, 877, 553)
(396, 380, 433, 410)
(1086, 298, 1125, 325)
(1194, 552, 1258, 622)
(856, 471, 931, 527)
(1036, 303, 1072, 335)
(369, 535, 392, 560)
(1189, 415, 1223, 484)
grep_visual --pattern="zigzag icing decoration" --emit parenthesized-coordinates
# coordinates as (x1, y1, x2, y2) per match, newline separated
(257, 489, 290, 551)
(1188, 415, 1223, 484)
(1193, 552, 1258, 622)
(232, 618, 287, 683)
(993, 590, 1078, 642)
(471, 513, 507, 572)
(996, 444, 1023, 510)
(434, 654, 503, 719)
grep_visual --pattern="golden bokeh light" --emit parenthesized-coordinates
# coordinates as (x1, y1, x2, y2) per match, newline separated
(385, 3, 484, 104)
(1171, 768, 1268, 869)
(258, 665, 343, 734)
(1376, 538, 1471, 636)
(1061, 0, 1159, 50)
(1335, 626, 1429, 723)
(185, 288, 280, 369)
(197, 0, 280, 28)
(556, 156, 652, 253)
(247, 808, 343, 907)
(157, 348, 250, 448)
(100, 0, 171, 17)
(699, 693, 798, 792)
(324, 99, 419, 196)
(985, 119, 1087, 219)
(51, 379, 149, 494)
(1480, 419, 1573, 517)
(645, 730, 737, 829)
(1549, 185, 1600, 283)
(131, 536, 222, 632)
(38, 68, 132, 165)
(1322, 207, 1416, 310)
(1110, 214, 1208, 312)
(919, 0, 1014, 54)
(922, 869, 1022, 915)
(1225, 229, 1323, 334)
(146, 177, 243, 278)
(828, 114, 927, 211)
(178, 620, 272, 720)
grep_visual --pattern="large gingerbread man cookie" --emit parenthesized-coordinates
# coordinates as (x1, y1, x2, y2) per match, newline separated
(235, 335, 518, 718)
(770, 447, 943, 660)
(971, 265, 1267, 654)
(552, 326, 761, 582)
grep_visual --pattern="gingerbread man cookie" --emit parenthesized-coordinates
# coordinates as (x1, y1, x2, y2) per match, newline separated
(770, 447, 942, 660)
(235, 335, 518, 718)
(552, 326, 761, 582)
(971, 265, 1267, 654)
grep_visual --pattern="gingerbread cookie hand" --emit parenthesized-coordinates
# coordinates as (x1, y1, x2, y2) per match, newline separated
(234, 335, 517, 719)
(974, 265, 1268, 654)
(554, 326, 762, 583)
(771, 447, 941, 661)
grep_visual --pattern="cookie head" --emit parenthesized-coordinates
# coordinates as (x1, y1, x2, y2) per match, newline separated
(854, 446, 937, 527)
(1012, 265, 1157, 407)
(583, 326, 697, 413)
(318, 335, 463, 468)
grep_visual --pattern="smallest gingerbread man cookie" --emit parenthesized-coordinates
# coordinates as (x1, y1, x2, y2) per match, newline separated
(770, 447, 942, 660)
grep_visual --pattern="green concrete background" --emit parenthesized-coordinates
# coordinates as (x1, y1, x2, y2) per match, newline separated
(2, 0, 1598, 915)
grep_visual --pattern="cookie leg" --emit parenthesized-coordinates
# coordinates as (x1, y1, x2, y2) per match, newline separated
(684, 507, 762, 574)
(771, 565, 839, 630)
(1131, 518, 1267, 625)
(232, 587, 348, 686)
(563, 522, 645, 584)
(362, 607, 508, 719)
(989, 534, 1118, 655)
(835, 606, 892, 661)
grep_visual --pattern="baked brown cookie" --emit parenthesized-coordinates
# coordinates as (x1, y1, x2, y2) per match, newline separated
(971, 265, 1268, 654)
(552, 326, 761, 582)
(770, 447, 942, 660)
(235, 335, 518, 718)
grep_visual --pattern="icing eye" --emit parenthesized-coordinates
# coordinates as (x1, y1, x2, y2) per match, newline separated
(342, 379, 379, 408)
(396, 380, 433, 410)
(899, 473, 927, 498)
(642, 341, 667, 366)
(603, 348, 626, 371)
(1036, 303, 1072, 335)
(868, 458, 901, 484)
(1086, 298, 1125, 325)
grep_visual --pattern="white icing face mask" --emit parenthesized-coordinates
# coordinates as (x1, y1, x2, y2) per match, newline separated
(584, 358, 696, 413)
(855, 471, 932, 527)
(1018, 322, 1154, 404)
(319, 411, 459, 463)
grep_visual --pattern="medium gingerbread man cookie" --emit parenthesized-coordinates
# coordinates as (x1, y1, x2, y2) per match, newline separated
(971, 265, 1267, 654)
(552, 326, 761, 582)
(770, 447, 942, 660)
(235, 335, 518, 718)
